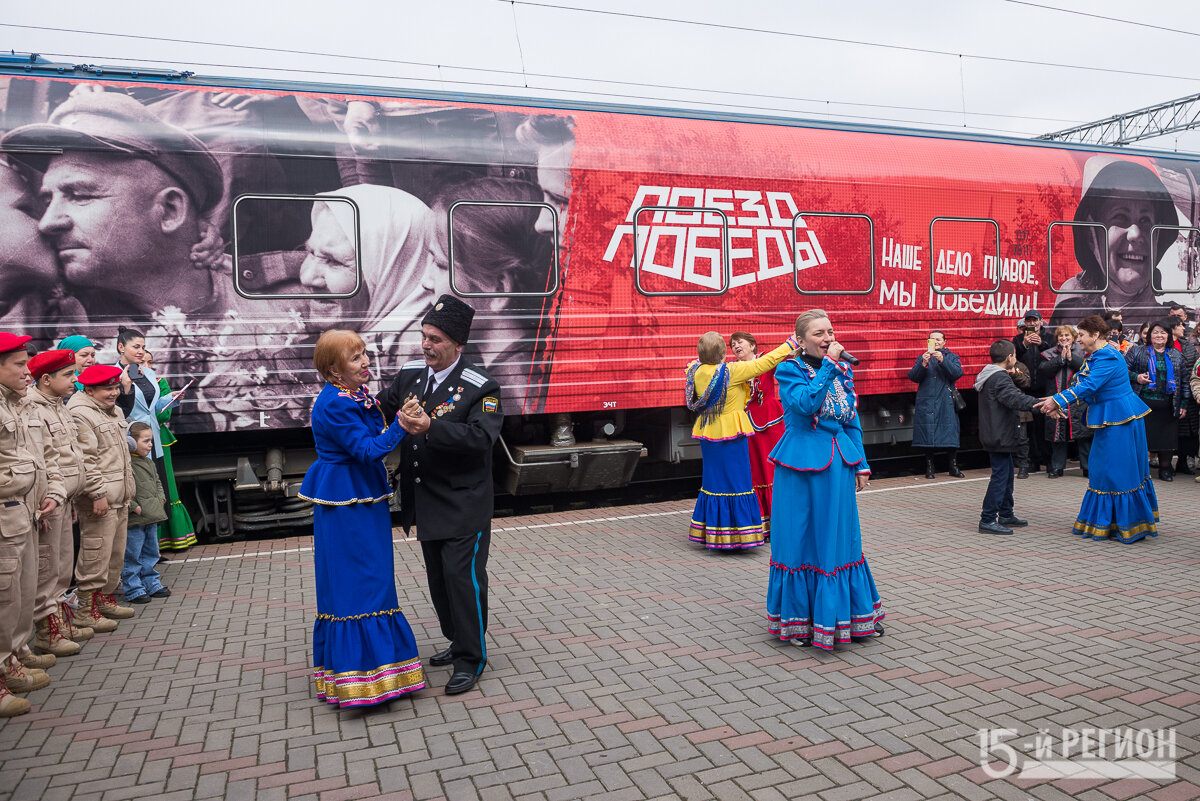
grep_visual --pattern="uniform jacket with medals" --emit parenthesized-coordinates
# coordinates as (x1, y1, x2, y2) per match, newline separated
(379, 358, 503, 541)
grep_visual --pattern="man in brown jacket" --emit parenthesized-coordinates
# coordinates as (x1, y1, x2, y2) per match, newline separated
(0, 333, 50, 717)
(67, 365, 137, 631)
(24, 350, 92, 656)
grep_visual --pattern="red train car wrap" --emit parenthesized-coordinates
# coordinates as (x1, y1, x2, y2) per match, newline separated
(1, 64, 1198, 442)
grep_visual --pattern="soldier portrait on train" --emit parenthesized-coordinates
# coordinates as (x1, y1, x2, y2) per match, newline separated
(1050, 156, 1188, 328)
(0, 74, 577, 432)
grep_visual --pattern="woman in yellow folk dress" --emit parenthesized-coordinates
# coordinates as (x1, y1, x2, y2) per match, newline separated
(686, 331, 798, 550)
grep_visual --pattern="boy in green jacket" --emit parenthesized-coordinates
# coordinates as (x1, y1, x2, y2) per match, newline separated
(122, 423, 170, 603)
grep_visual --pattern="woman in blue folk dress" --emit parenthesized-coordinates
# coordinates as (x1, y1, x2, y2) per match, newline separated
(1035, 315, 1158, 543)
(767, 310, 885, 649)
(299, 330, 426, 708)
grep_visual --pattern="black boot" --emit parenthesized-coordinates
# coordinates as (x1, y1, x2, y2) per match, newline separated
(925, 456, 935, 479)
(947, 453, 965, 478)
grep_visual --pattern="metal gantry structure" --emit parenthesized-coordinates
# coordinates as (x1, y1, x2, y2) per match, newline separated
(1039, 92, 1200, 146)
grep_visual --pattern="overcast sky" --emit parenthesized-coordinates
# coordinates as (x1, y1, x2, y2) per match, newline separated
(6, 0, 1200, 152)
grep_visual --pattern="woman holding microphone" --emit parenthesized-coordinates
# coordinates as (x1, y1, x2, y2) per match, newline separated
(767, 310, 885, 650)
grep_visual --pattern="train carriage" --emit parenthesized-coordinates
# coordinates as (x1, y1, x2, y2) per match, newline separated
(2, 52, 1197, 537)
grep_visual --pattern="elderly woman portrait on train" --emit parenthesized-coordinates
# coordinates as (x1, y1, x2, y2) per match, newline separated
(1051, 157, 1182, 328)
(298, 329, 428, 709)
(299, 184, 437, 341)
(685, 329, 799, 550)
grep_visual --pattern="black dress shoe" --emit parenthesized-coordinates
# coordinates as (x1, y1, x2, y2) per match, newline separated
(948, 467, 965, 478)
(979, 521, 1013, 535)
(1159, 469, 1174, 482)
(874, 622, 885, 636)
(128, 594, 151, 604)
(445, 671, 478, 695)
(998, 516, 1028, 527)
(1016, 467, 1029, 479)
(1047, 470, 1061, 479)
(150, 587, 171, 598)
(429, 647, 454, 667)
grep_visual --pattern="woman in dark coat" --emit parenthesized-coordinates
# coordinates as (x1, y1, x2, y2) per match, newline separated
(1125, 320, 1186, 481)
(1037, 326, 1091, 478)
(908, 330, 964, 478)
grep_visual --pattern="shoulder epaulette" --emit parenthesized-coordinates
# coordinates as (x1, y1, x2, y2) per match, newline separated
(401, 360, 425, 370)
(461, 368, 488, 387)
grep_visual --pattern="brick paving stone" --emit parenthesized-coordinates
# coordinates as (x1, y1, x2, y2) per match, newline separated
(3, 476, 1198, 801)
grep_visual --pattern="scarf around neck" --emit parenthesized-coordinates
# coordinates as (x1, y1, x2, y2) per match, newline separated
(686, 362, 730, 428)
(1148, 348, 1176, 394)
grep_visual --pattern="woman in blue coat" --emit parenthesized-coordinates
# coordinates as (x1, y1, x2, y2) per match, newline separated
(907, 330, 964, 478)
(299, 329, 427, 708)
(1035, 315, 1158, 543)
(767, 309, 885, 650)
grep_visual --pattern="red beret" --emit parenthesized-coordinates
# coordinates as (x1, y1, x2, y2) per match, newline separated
(77, 365, 123, 387)
(0, 332, 32, 354)
(29, 349, 77, 380)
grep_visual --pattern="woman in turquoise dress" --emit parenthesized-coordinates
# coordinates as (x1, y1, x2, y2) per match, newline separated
(767, 310, 885, 650)
(1035, 315, 1158, 543)
(299, 330, 426, 708)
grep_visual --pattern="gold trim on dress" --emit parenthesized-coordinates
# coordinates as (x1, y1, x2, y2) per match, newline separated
(1083, 477, 1155, 496)
(316, 606, 405, 622)
(699, 488, 756, 497)
(1085, 409, 1150, 428)
(314, 658, 425, 703)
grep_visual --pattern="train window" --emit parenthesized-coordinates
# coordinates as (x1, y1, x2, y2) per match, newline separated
(446, 199, 560, 297)
(928, 217, 1001, 295)
(1048, 221, 1108, 294)
(1151, 225, 1198, 293)
(632, 205, 731, 296)
(232, 194, 362, 300)
(790, 212, 875, 295)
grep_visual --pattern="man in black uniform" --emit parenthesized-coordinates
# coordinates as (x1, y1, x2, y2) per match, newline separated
(380, 295, 502, 696)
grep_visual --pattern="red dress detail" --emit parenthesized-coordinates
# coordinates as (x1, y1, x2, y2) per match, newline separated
(746, 368, 786, 532)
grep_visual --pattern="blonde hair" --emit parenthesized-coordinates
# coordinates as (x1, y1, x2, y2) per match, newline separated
(697, 331, 726, 364)
(1054, 325, 1077, 341)
(794, 309, 830, 339)
(313, 329, 366, 383)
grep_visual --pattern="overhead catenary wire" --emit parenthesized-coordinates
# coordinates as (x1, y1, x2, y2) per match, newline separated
(27, 48, 1062, 138)
(501, 0, 1200, 83)
(0, 21, 1087, 127)
(999, 0, 1200, 38)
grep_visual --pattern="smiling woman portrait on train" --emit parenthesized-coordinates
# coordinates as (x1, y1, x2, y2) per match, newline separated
(299, 184, 436, 337)
(1051, 157, 1182, 328)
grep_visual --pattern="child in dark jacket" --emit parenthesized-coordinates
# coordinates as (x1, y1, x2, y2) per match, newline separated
(973, 340, 1038, 535)
(122, 423, 170, 603)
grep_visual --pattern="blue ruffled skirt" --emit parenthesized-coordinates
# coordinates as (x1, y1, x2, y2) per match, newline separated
(313, 501, 425, 707)
(767, 461, 884, 649)
(690, 437, 765, 550)
(1073, 418, 1159, 543)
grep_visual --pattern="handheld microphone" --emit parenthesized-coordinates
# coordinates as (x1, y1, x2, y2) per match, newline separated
(839, 350, 860, 366)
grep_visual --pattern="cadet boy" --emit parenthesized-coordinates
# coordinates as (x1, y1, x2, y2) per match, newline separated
(24, 349, 92, 655)
(68, 364, 136, 631)
(0, 333, 50, 717)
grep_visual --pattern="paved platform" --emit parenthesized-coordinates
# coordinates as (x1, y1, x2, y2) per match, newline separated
(1, 466, 1198, 801)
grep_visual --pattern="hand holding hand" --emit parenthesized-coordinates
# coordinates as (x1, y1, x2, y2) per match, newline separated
(397, 407, 430, 435)
(38, 497, 57, 518)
